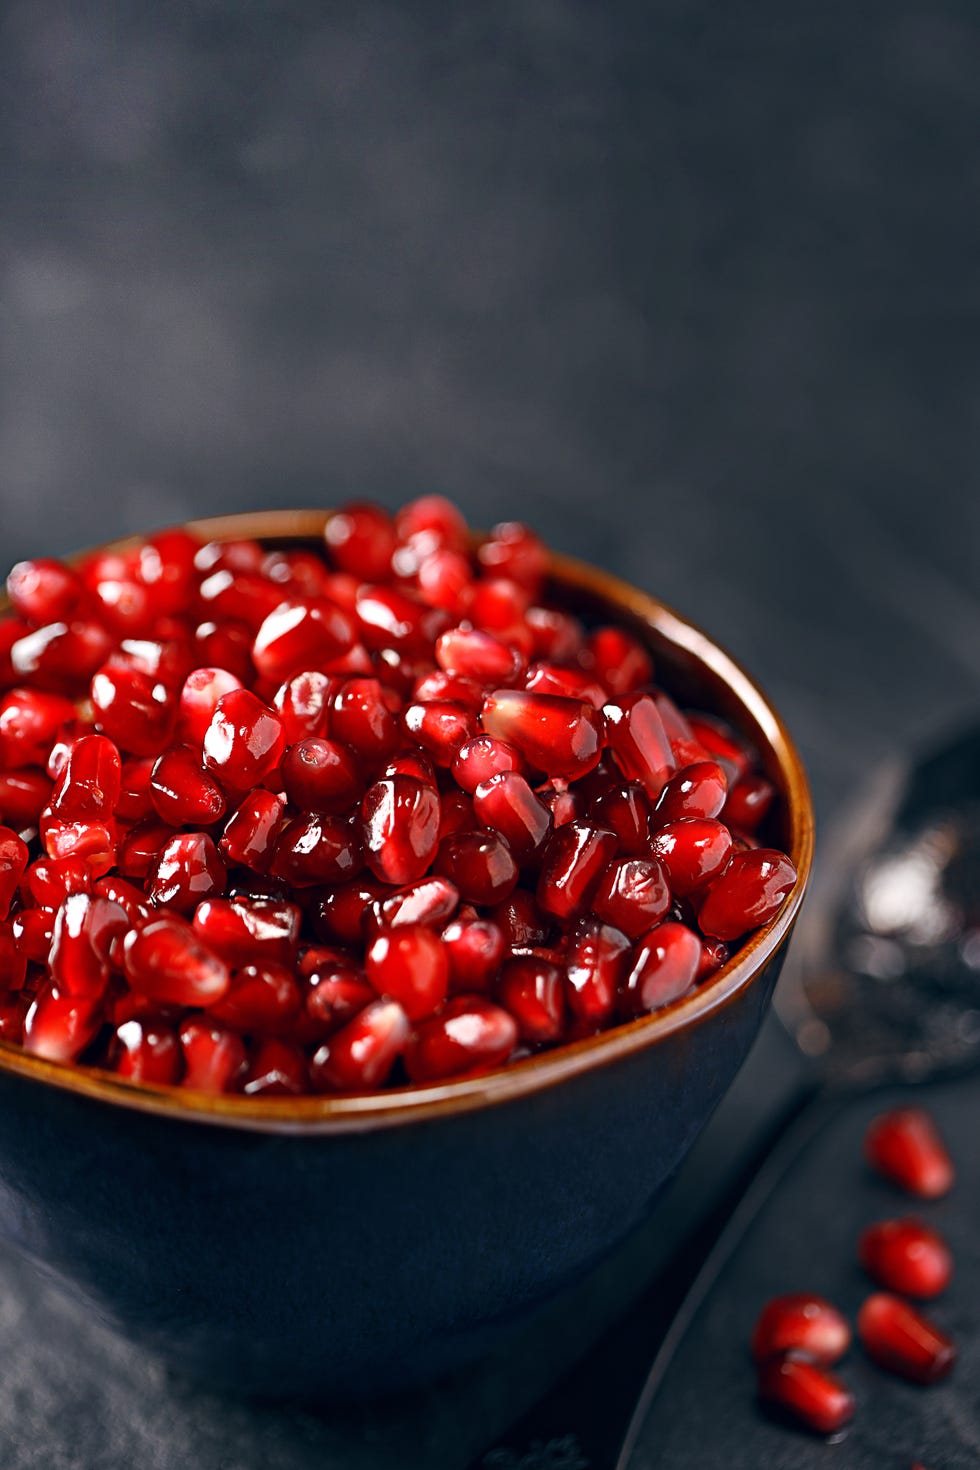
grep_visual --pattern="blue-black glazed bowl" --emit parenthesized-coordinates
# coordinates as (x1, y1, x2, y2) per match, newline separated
(0, 510, 814, 1399)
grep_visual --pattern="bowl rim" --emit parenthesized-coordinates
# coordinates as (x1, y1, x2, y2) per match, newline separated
(0, 508, 814, 1134)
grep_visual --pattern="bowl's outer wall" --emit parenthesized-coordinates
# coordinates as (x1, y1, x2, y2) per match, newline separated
(0, 944, 785, 1396)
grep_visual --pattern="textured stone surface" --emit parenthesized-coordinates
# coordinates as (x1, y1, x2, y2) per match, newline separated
(0, 1, 978, 1464)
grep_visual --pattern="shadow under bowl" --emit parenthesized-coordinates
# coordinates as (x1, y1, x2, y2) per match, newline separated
(0, 510, 814, 1398)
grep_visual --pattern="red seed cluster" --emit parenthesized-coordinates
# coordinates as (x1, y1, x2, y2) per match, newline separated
(0, 498, 797, 1096)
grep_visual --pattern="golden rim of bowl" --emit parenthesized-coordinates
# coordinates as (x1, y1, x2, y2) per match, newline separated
(0, 510, 814, 1133)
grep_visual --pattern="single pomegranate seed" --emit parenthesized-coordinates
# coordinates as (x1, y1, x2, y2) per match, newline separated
(272, 813, 362, 887)
(202, 688, 285, 791)
(27, 855, 90, 907)
(864, 1109, 954, 1199)
(212, 963, 302, 1033)
(565, 919, 631, 1026)
(0, 826, 29, 919)
(149, 745, 226, 825)
(497, 956, 565, 1043)
(859, 1218, 953, 1299)
(751, 1294, 851, 1365)
(435, 831, 519, 906)
(585, 626, 653, 695)
(412, 669, 486, 711)
(415, 546, 473, 615)
(11, 620, 115, 694)
(491, 889, 550, 947)
(23, 981, 104, 1062)
(273, 669, 335, 742)
(355, 584, 434, 655)
(724, 772, 775, 832)
(603, 693, 675, 799)
(697, 848, 797, 940)
(523, 662, 607, 710)
(481, 690, 604, 781)
(477, 522, 547, 593)
(13, 906, 56, 962)
(536, 821, 617, 921)
(192, 897, 301, 968)
(179, 1016, 247, 1093)
(361, 776, 440, 886)
(650, 817, 733, 896)
(330, 677, 399, 764)
(436, 787, 474, 840)
(40, 812, 117, 875)
(7, 559, 83, 624)
(441, 917, 505, 993)
(396, 494, 469, 554)
(406, 996, 518, 1082)
(281, 737, 363, 814)
(219, 789, 285, 872)
(402, 700, 478, 767)
(305, 965, 375, 1032)
(756, 1355, 855, 1436)
(619, 921, 702, 1016)
(685, 713, 751, 781)
(314, 879, 385, 944)
(47, 735, 122, 821)
(124, 915, 230, 1006)
(117, 818, 171, 879)
(472, 771, 552, 863)
(365, 924, 449, 1021)
(116, 757, 155, 822)
(242, 1037, 308, 1096)
(0, 768, 53, 825)
(178, 667, 243, 748)
(47, 892, 115, 997)
(587, 782, 652, 856)
(0, 688, 77, 768)
(452, 735, 524, 794)
(198, 569, 282, 630)
(857, 1293, 956, 1384)
(435, 627, 522, 683)
(147, 833, 226, 916)
(525, 606, 582, 661)
(383, 750, 437, 786)
(137, 528, 200, 614)
(654, 760, 729, 824)
(251, 599, 354, 683)
(93, 874, 151, 926)
(311, 998, 410, 1090)
(114, 1019, 181, 1085)
(368, 876, 459, 932)
(591, 857, 671, 939)
(324, 503, 397, 581)
(90, 665, 176, 756)
(193, 619, 255, 683)
(696, 936, 729, 980)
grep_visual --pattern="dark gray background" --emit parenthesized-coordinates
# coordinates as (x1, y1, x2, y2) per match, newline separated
(0, 2, 978, 1466)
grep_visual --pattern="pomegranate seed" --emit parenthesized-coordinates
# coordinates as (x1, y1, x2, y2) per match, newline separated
(273, 669, 334, 742)
(281, 737, 363, 814)
(402, 700, 477, 767)
(45, 734, 121, 820)
(202, 689, 285, 791)
(654, 760, 728, 824)
(523, 662, 607, 710)
(587, 782, 652, 855)
(179, 1016, 247, 1093)
(178, 667, 243, 747)
(565, 919, 630, 1025)
(859, 1218, 953, 1299)
(365, 924, 449, 1021)
(149, 745, 226, 825)
(435, 627, 522, 683)
(481, 690, 604, 781)
(864, 1109, 954, 1199)
(477, 522, 547, 593)
(7, 559, 83, 624)
(441, 917, 505, 993)
(47, 892, 112, 997)
(492, 889, 550, 948)
(242, 1037, 308, 1095)
(325, 503, 397, 582)
(40, 812, 117, 875)
(195, 538, 265, 576)
(330, 677, 399, 764)
(116, 757, 155, 822)
(0, 826, 29, 919)
(696, 936, 730, 980)
(406, 996, 518, 1082)
(686, 714, 750, 781)
(383, 750, 436, 786)
(368, 876, 459, 932)
(219, 789, 285, 872)
(0, 991, 27, 1042)
(212, 963, 302, 1033)
(756, 1355, 855, 1436)
(0, 688, 77, 768)
(305, 965, 375, 1032)
(473, 771, 552, 863)
(124, 915, 230, 1006)
(650, 817, 733, 896)
(697, 848, 797, 940)
(524, 607, 583, 662)
(138, 528, 200, 614)
(396, 495, 469, 554)
(355, 584, 435, 655)
(251, 599, 354, 683)
(603, 693, 675, 798)
(90, 665, 176, 756)
(13, 907, 56, 962)
(435, 831, 519, 906)
(619, 921, 702, 1015)
(452, 734, 524, 794)
(311, 998, 410, 1090)
(147, 833, 226, 915)
(23, 981, 104, 1062)
(751, 1294, 851, 1365)
(438, 787, 476, 840)
(199, 569, 282, 630)
(114, 1019, 181, 1084)
(857, 1293, 956, 1384)
(591, 857, 671, 938)
(537, 821, 617, 921)
(93, 874, 151, 926)
(412, 670, 486, 711)
(117, 819, 171, 879)
(193, 620, 255, 684)
(361, 776, 440, 886)
(585, 626, 653, 695)
(271, 813, 362, 887)
(497, 956, 565, 1042)
(724, 772, 775, 832)
(192, 897, 300, 968)
(314, 879, 385, 944)
(415, 547, 473, 615)
(0, 769, 53, 825)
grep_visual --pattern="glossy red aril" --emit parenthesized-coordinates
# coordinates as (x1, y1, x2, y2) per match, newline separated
(650, 818, 733, 896)
(857, 1294, 956, 1384)
(365, 925, 449, 1021)
(212, 963, 302, 1033)
(406, 996, 518, 1082)
(751, 1294, 851, 1365)
(565, 919, 631, 1025)
(435, 831, 519, 907)
(756, 1355, 855, 1436)
(202, 688, 285, 791)
(361, 776, 440, 886)
(864, 1109, 954, 1199)
(124, 915, 230, 1006)
(686, 714, 750, 781)
(114, 1019, 181, 1085)
(13, 906, 56, 962)
(147, 833, 226, 916)
(324, 503, 397, 582)
(473, 771, 552, 863)
(415, 546, 473, 615)
(23, 982, 104, 1062)
(178, 667, 243, 747)
(47, 892, 112, 997)
(330, 678, 399, 763)
(477, 521, 547, 593)
(523, 662, 607, 709)
(312, 999, 410, 1091)
(0, 768, 53, 825)
(412, 669, 485, 711)
(0, 688, 76, 768)
(402, 700, 477, 766)
(588, 782, 653, 856)
(497, 956, 565, 1042)
(396, 494, 469, 553)
(368, 876, 459, 932)
(219, 789, 285, 872)
(49, 734, 122, 819)
(90, 665, 176, 756)
(441, 917, 506, 993)
(149, 745, 226, 825)
(591, 858, 671, 939)
(384, 750, 436, 786)
(40, 812, 117, 875)
(179, 1016, 247, 1093)
(858, 1218, 953, 1299)
(117, 819, 171, 879)
(585, 627, 653, 695)
(654, 761, 729, 824)
(452, 735, 524, 793)
(242, 1037, 308, 1095)
(273, 669, 334, 743)
(27, 855, 90, 907)
(724, 772, 775, 832)
(271, 813, 362, 887)
(314, 879, 385, 944)
(7, 559, 83, 624)
(603, 693, 675, 799)
(435, 627, 522, 683)
(482, 690, 604, 781)
(305, 965, 375, 1031)
(0, 827, 29, 919)
(619, 922, 702, 1016)
(697, 848, 797, 940)
(192, 897, 300, 968)
(252, 599, 354, 683)
(537, 822, 617, 921)
(280, 737, 363, 815)
(355, 584, 434, 655)
(492, 889, 550, 948)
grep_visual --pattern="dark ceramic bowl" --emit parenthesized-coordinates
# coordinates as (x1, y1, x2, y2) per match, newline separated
(0, 510, 813, 1398)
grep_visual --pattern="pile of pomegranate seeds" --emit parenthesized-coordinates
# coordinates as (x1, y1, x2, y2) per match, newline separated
(0, 497, 797, 1095)
(753, 1107, 957, 1441)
